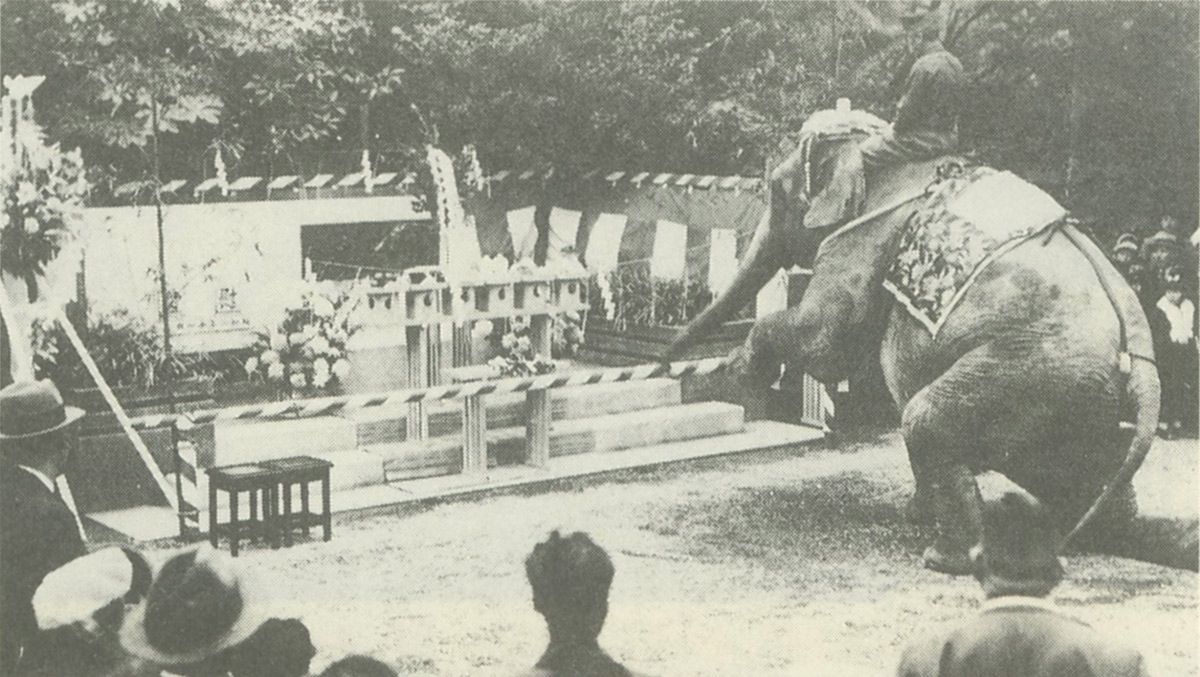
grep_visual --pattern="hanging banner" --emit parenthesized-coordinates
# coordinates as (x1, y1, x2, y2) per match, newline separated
(506, 205, 537, 260)
(548, 207, 582, 255)
(650, 219, 688, 279)
(707, 228, 737, 293)
(585, 212, 627, 272)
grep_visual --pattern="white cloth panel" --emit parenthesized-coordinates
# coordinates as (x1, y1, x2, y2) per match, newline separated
(650, 219, 688, 279)
(755, 269, 788, 317)
(506, 206, 537, 260)
(585, 213, 627, 272)
(548, 207, 582, 253)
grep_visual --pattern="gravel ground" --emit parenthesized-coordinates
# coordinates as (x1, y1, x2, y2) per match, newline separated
(185, 431, 1197, 676)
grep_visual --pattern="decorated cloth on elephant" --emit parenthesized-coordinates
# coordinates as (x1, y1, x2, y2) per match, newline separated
(883, 164, 1068, 335)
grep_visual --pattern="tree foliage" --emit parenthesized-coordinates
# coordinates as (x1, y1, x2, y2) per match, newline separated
(1, 0, 1196, 236)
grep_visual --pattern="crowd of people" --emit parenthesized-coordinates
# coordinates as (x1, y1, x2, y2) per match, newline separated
(1108, 217, 1199, 438)
(0, 378, 1163, 676)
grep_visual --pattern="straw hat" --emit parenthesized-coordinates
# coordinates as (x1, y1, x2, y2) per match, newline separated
(119, 545, 268, 666)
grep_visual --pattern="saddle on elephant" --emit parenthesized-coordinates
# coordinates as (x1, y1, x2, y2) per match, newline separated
(882, 163, 1068, 336)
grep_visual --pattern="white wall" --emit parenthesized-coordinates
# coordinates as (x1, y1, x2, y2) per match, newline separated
(80, 195, 429, 348)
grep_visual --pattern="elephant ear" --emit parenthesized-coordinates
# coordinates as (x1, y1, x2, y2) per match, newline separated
(757, 158, 939, 384)
(803, 140, 866, 230)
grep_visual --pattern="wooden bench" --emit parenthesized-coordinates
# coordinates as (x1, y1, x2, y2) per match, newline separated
(206, 455, 332, 556)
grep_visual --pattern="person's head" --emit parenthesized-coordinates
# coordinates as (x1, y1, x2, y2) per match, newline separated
(971, 490, 1064, 599)
(319, 655, 400, 677)
(0, 380, 84, 475)
(1113, 234, 1139, 265)
(1162, 266, 1186, 302)
(119, 545, 268, 670)
(525, 531, 615, 644)
(224, 618, 316, 677)
(1144, 230, 1180, 265)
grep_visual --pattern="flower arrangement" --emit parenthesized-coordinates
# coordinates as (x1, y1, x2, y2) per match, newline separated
(244, 282, 361, 395)
(484, 317, 556, 377)
(1, 95, 89, 301)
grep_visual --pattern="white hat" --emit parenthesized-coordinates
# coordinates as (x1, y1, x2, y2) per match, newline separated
(33, 548, 136, 631)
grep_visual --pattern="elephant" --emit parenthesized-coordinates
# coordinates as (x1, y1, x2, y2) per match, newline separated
(664, 108, 1191, 575)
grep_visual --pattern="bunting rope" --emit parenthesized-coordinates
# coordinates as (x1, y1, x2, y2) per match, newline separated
(130, 357, 727, 431)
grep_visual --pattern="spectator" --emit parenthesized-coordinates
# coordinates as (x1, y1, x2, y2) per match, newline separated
(0, 380, 88, 674)
(1153, 266, 1196, 438)
(320, 655, 400, 677)
(1111, 233, 1140, 276)
(896, 490, 1150, 677)
(22, 547, 153, 676)
(214, 618, 317, 677)
(519, 531, 648, 677)
(119, 545, 269, 676)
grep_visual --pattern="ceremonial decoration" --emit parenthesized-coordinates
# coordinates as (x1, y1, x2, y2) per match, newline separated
(884, 163, 1066, 335)
(1, 75, 89, 303)
(245, 282, 361, 396)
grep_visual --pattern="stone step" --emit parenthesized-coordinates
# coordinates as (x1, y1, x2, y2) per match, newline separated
(212, 416, 358, 466)
(369, 401, 745, 479)
(83, 420, 823, 545)
(342, 378, 682, 447)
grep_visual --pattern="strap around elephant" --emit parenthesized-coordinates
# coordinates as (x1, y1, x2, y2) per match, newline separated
(813, 189, 927, 262)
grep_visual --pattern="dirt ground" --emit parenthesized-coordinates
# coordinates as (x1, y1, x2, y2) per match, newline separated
(203, 431, 1197, 676)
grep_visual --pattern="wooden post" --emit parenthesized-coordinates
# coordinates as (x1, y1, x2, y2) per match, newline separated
(462, 392, 487, 475)
(525, 313, 553, 468)
(405, 325, 428, 440)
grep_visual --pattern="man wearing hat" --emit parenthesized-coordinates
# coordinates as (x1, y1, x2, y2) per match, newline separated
(896, 491, 1150, 677)
(860, 7, 967, 170)
(1112, 233, 1141, 275)
(0, 380, 88, 673)
(120, 544, 269, 674)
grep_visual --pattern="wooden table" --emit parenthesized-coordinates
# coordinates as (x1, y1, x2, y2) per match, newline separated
(206, 456, 333, 556)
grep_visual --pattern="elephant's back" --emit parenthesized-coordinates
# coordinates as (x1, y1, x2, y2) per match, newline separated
(882, 229, 1141, 405)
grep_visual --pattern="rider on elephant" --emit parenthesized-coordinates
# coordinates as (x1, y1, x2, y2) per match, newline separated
(806, 20, 967, 234)
(860, 20, 967, 172)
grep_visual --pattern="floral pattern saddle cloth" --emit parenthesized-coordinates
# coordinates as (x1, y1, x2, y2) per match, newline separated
(883, 161, 1067, 335)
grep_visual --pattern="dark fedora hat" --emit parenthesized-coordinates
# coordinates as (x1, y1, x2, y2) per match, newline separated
(119, 545, 268, 666)
(974, 490, 1064, 596)
(0, 380, 85, 440)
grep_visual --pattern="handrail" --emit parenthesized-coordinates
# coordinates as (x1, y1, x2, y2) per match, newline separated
(130, 357, 729, 431)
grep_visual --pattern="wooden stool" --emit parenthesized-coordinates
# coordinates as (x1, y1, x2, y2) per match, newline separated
(206, 463, 281, 557)
(259, 456, 333, 547)
(206, 456, 333, 556)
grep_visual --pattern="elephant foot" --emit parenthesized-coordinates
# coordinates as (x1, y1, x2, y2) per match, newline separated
(905, 494, 936, 527)
(922, 544, 974, 576)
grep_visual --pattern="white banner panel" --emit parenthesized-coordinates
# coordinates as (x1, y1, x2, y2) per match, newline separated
(651, 219, 688, 279)
(707, 228, 737, 293)
(548, 207, 582, 253)
(585, 212, 627, 272)
(506, 205, 537, 260)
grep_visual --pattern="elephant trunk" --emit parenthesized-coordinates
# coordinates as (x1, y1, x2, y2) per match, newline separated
(664, 209, 782, 361)
(1063, 355, 1161, 548)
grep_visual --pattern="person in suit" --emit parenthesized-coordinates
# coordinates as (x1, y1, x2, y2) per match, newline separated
(0, 380, 88, 674)
(896, 490, 1150, 677)
(517, 531, 648, 677)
